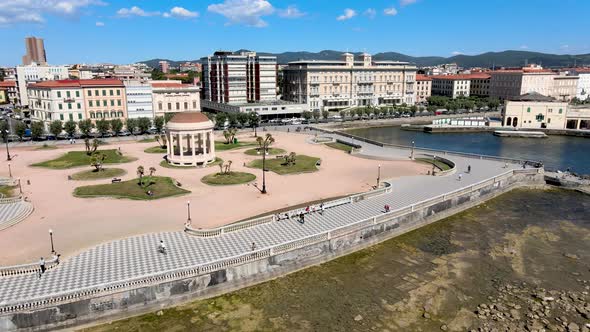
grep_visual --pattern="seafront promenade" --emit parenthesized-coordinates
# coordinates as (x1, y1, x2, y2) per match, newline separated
(0, 129, 542, 329)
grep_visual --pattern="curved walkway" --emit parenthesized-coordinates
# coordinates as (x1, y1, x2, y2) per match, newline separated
(0, 132, 531, 310)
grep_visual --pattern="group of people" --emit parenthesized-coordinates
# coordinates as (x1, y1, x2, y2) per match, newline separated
(277, 203, 326, 224)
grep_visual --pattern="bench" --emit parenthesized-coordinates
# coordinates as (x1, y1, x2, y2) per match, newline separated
(111, 178, 122, 183)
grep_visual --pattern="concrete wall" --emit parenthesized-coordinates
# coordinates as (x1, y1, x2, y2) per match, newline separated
(0, 171, 544, 331)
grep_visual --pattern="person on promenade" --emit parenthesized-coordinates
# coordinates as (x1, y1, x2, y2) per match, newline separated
(384, 204, 390, 213)
(39, 257, 46, 278)
(467, 165, 471, 173)
(305, 206, 310, 214)
(158, 240, 166, 254)
(320, 203, 325, 215)
(299, 212, 305, 224)
(251, 242, 256, 251)
(458, 173, 463, 181)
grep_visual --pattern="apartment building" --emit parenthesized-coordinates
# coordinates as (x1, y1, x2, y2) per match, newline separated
(415, 75, 432, 103)
(282, 53, 417, 112)
(22, 36, 47, 65)
(502, 92, 567, 129)
(0, 81, 19, 104)
(27, 80, 86, 126)
(0, 89, 7, 104)
(565, 68, 590, 101)
(552, 75, 579, 101)
(16, 63, 69, 106)
(151, 81, 200, 117)
(159, 61, 170, 74)
(82, 79, 127, 121)
(469, 73, 491, 97)
(490, 65, 578, 101)
(201, 51, 277, 104)
(124, 80, 153, 119)
(430, 75, 471, 98)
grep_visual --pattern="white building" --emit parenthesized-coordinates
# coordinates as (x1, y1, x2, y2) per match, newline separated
(151, 81, 200, 117)
(502, 92, 567, 129)
(125, 80, 153, 119)
(16, 63, 69, 106)
(27, 80, 86, 128)
(201, 99, 308, 119)
(430, 75, 471, 98)
(565, 68, 590, 101)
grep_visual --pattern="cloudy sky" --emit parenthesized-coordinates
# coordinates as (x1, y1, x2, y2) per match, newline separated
(0, 0, 588, 65)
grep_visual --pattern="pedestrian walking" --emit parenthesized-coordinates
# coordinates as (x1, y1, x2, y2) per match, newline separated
(384, 204, 390, 213)
(305, 206, 310, 214)
(458, 173, 463, 181)
(158, 240, 166, 254)
(467, 165, 471, 173)
(299, 212, 305, 224)
(39, 257, 46, 278)
(503, 163, 508, 169)
(251, 242, 256, 251)
(319, 203, 325, 215)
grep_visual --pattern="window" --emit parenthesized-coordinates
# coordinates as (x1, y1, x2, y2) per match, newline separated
(110, 100, 114, 106)
(176, 102, 180, 110)
(548, 118, 551, 124)
(77, 103, 81, 109)
(559, 108, 563, 114)
(193, 101, 197, 108)
(68, 103, 72, 110)
(184, 102, 188, 109)
(117, 100, 121, 106)
(527, 107, 531, 113)
(57, 91, 62, 98)
(60, 114, 64, 120)
(89, 100, 93, 107)
(95, 90, 99, 96)
(158, 102, 163, 111)
(103, 100, 107, 106)
(69, 114, 73, 121)
(109, 90, 113, 96)
(66, 91, 71, 98)
(167, 103, 172, 110)
(118, 111, 123, 117)
(116, 90, 121, 96)
(90, 112, 95, 119)
(58, 104, 63, 110)
(78, 113, 82, 120)
(104, 112, 109, 118)
(87, 90, 92, 96)
(75, 91, 80, 97)
(102, 90, 106, 96)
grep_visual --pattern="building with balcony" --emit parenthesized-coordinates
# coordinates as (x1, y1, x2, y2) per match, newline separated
(159, 61, 170, 74)
(430, 75, 471, 98)
(0, 89, 7, 104)
(27, 80, 86, 127)
(125, 80, 153, 119)
(282, 53, 417, 112)
(565, 68, 590, 101)
(16, 63, 69, 106)
(81, 79, 127, 122)
(415, 75, 431, 103)
(151, 81, 200, 117)
(0, 81, 19, 105)
(469, 73, 491, 97)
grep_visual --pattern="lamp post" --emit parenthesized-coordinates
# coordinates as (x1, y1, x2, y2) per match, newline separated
(432, 156, 436, 176)
(17, 178, 22, 194)
(410, 140, 415, 160)
(4, 130, 11, 161)
(186, 200, 192, 225)
(49, 229, 55, 254)
(377, 164, 381, 189)
(7, 162, 11, 178)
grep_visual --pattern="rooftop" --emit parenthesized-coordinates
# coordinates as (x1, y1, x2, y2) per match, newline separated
(151, 82, 198, 89)
(430, 74, 490, 80)
(507, 92, 557, 102)
(416, 74, 432, 81)
(28, 79, 124, 88)
(0, 81, 16, 87)
(168, 112, 210, 124)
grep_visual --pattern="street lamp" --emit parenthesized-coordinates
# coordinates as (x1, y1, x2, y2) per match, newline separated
(4, 130, 11, 161)
(49, 229, 55, 254)
(186, 200, 192, 225)
(17, 178, 22, 194)
(377, 164, 381, 189)
(7, 162, 11, 178)
(432, 156, 437, 176)
(410, 140, 415, 160)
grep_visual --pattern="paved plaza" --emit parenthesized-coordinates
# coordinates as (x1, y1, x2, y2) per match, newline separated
(0, 130, 525, 307)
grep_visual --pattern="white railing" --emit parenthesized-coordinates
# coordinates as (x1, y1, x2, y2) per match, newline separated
(0, 169, 542, 314)
(0, 196, 23, 204)
(0, 256, 59, 277)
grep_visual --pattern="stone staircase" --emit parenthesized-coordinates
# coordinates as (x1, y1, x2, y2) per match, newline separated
(0, 200, 34, 232)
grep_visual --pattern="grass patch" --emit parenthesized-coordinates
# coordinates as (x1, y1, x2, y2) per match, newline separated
(36, 144, 58, 150)
(32, 149, 136, 169)
(215, 141, 257, 151)
(70, 168, 127, 181)
(144, 146, 167, 154)
(138, 137, 157, 143)
(159, 157, 223, 169)
(201, 172, 256, 186)
(73, 176, 189, 200)
(416, 158, 453, 171)
(0, 185, 17, 198)
(325, 142, 352, 153)
(244, 147, 286, 156)
(248, 155, 320, 175)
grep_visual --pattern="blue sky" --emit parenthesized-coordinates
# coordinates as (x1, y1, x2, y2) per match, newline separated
(0, 0, 589, 66)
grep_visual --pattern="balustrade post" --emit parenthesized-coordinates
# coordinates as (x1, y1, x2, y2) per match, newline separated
(373, 216, 377, 224)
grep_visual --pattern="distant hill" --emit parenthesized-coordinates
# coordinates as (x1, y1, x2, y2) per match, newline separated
(139, 50, 590, 69)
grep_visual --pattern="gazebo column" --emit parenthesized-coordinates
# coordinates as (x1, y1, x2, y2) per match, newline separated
(198, 133, 203, 154)
(166, 132, 171, 156)
(208, 131, 215, 157)
(179, 133, 184, 161)
(191, 134, 196, 163)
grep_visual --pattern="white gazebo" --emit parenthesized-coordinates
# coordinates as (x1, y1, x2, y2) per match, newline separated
(165, 112, 216, 167)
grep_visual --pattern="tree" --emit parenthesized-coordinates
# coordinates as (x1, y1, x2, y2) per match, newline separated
(224, 160, 233, 174)
(427, 105, 437, 113)
(302, 111, 312, 122)
(339, 110, 347, 119)
(237, 112, 249, 128)
(137, 117, 151, 134)
(151, 69, 164, 80)
(126, 118, 138, 134)
(321, 110, 329, 120)
(95, 119, 110, 137)
(153, 116, 164, 133)
(90, 152, 106, 172)
(223, 130, 231, 144)
(155, 134, 167, 148)
(355, 108, 364, 118)
(312, 110, 321, 122)
(64, 120, 77, 138)
(227, 112, 238, 128)
(363, 107, 372, 117)
(487, 97, 500, 111)
(31, 121, 44, 140)
(248, 112, 260, 137)
(409, 105, 418, 117)
(49, 120, 63, 138)
(284, 152, 297, 166)
(164, 113, 175, 123)
(78, 119, 94, 138)
(137, 166, 145, 186)
(215, 112, 228, 128)
(149, 166, 156, 177)
(14, 122, 26, 141)
(110, 119, 123, 135)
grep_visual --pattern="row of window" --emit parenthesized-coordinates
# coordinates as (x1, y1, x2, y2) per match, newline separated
(89, 111, 125, 119)
(87, 89, 122, 97)
(89, 100, 122, 107)
(157, 101, 198, 111)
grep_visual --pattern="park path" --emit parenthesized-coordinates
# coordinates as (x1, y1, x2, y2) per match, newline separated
(0, 131, 523, 305)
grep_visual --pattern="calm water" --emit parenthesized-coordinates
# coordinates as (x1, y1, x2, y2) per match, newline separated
(348, 126, 590, 174)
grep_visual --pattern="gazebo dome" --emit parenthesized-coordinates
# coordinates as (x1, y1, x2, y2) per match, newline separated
(164, 112, 216, 167)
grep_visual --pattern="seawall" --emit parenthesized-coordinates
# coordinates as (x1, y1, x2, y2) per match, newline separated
(0, 170, 544, 331)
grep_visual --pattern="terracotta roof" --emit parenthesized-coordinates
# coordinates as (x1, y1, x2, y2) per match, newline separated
(29, 79, 124, 88)
(168, 112, 210, 124)
(507, 92, 556, 102)
(430, 74, 490, 80)
(416, 74, 432, 81)
(78, 79, 123, 87)
(151, 82, 196, 88)
(0, 81, 16, 87)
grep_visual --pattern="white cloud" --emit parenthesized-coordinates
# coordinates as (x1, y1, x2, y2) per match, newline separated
(364, 8, 376, 19)
(0, 0, 106, 25)
(163, 7, 199, 19)
(337, 8, 356, 21)
(451, 51, 462, 55)
(520, 45, 528, 49)
(400, 0, 417, 6)
(383, 7, 398, 16)
(208, 0, 274, 27)
(95, 21, 104, 26)
(116, 6, 160, 18)
(278, 5, 305, 18)
(560, 44, 570, 50)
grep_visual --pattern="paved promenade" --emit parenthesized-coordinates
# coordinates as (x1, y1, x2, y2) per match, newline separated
(0, 131, 526, 306)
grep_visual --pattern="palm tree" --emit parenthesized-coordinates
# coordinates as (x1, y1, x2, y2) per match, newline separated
(149, 167, 156, 177)
(137, 166, 145, 186)
(224, 160, 233, 174)
(259, 133, 275, 194)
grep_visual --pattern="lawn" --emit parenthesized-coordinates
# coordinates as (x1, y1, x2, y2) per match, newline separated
(201, 172, 256, 186)
(32, 150, 136, 169)
(244, 147, 286, 156)
(215, 141, 257, 151)
(73, 176, 189, 200)
(325, 142, 352, 153)
(248, 155, 320, 175)
(159, 157, 223, 169)
(138, 137, 157, 143)
(416, 158, 453, 171)
(144, 146, 167, 154)
(0, 185, 17, 198)
(70, 168, 127, 181)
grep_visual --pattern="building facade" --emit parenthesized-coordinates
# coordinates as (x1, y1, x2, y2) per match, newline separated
(0, 89, 7, 104)
(565, 106, 590, 130)
(502, 92, 567, 129)
(201, 51, 277, 104)
(0, 81, 18, 105)
(22, 37, 47, 65)
(490, 65, 578, 101)
(27, 80, 86, 126)
(282, 53, 417, 112)
(469, 73, 491, 97)
(124, 80, 153, 119)
(81, 80, 127, 122)
(415, 75, 431, 104)
(159, 61, 170, 74)
(430, 75, 471, 98)
(16, 64, 69, 106)
(151, 81, 200, 117)
(566, 68, 590, 101)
